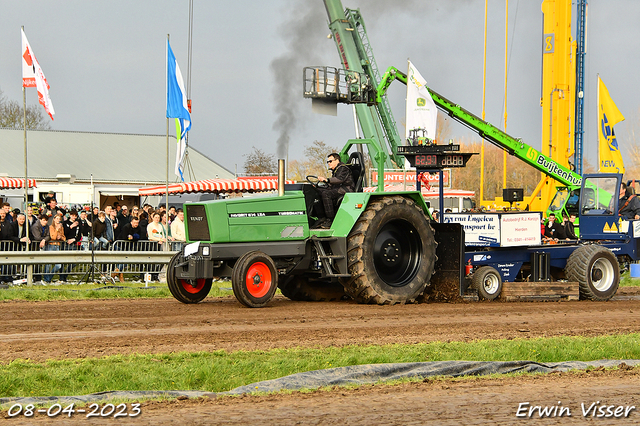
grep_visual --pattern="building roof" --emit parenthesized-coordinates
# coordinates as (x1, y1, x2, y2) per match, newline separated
(0, 128, 234, 184)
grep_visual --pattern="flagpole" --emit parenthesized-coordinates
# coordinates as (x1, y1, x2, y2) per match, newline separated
(597, 73, 600, 172)
(22, 26, 32, 286)
(22, 26, 29, 214)
(22, 86, 28, 215)
(165, 34, 170, 252)
(503, 0, 508, 189)
(405, 59, 410, 192)
(184, 0, 194, 181)
(480, 0, 488, 205)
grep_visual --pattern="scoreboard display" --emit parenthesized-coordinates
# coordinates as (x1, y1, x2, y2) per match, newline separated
(410, 154, 468, 167)
(396, 145, 475, 169)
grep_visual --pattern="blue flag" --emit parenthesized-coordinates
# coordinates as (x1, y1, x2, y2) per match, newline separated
(166, 40, 191, 180)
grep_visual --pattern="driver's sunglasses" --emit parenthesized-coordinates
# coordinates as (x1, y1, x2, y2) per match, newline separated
(326, 159, 334, 164)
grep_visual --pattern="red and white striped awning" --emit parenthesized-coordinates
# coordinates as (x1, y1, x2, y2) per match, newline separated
(139, 178, 295, 196)
(0, 178, 37, 189)
(364, 185, 474, 198)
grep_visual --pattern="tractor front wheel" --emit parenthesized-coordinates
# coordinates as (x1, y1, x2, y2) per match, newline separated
(167, 252, 212, 304)
(232, 251, 279, 308)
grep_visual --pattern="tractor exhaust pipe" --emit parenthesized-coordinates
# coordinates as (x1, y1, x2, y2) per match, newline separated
(278, 159, 285, 196)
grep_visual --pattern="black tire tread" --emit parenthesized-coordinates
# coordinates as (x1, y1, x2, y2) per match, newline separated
(471, 266, 503, 301)
(167, 252, 212, 304)
(565, 244, 619, 301)
(339, 195, 437, 305)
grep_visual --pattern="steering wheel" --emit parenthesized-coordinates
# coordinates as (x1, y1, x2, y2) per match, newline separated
(306, 175, 327, 189)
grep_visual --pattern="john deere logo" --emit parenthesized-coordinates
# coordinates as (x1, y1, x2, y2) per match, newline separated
(417, 98, 426, 107)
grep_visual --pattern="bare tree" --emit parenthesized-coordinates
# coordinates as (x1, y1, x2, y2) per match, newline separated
(287, 140, 341, 181)
(303, 140, 340, 176)
(243, 146, 277, 175)
(624, 107, 640, 177)
(582, 156, 597, 174)
(287, 159, 308, 182)
(0, 88, 52, 130)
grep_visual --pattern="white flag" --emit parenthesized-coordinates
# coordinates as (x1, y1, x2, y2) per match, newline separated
(21, 28, 55, 120)
(174, 126, 187, 181)
(405, 60, 437, 142)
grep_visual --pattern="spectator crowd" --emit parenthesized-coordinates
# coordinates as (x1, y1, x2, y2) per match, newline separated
(0, 197, 186, 284)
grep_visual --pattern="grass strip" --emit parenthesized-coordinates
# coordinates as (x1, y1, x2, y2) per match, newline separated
(0, 269, 638, 301)
(1, 272, 638, 301)
(621, 273, 640, 287)
(1, 333, 638, 398)
(0, 281, 234, 301)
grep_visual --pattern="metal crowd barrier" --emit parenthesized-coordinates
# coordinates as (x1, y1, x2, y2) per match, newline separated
(0, 240, 185, 284)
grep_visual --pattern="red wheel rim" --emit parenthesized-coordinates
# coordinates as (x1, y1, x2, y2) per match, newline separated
(180, 278, 206, 294)
(245, 262, 272, 298)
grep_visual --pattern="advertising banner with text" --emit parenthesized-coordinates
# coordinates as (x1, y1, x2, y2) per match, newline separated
(371, 170, 450, 187)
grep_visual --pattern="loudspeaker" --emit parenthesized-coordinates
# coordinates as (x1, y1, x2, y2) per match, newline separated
(503, 188, 524, 203)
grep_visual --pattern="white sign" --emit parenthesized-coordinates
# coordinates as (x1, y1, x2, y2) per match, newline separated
(444, 212, 542, 247)
(443, 214, 500, 247)
(499, 213, 541, 247)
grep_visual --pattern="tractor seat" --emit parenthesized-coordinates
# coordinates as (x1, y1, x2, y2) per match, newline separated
(347, 151, 365, 193)
(336, 151, 366, 207)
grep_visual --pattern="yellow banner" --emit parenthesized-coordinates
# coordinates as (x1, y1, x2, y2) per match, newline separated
(598, 76, 625, 173)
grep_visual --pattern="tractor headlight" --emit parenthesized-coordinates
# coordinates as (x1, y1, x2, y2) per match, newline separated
(202, 246, 210, 256)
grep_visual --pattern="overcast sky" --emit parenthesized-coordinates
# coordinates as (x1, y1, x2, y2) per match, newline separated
(1, 0, 638, 177)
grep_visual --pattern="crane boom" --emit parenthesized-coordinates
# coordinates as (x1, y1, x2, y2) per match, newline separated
(376, 66, 582, 189)
(323, 0, 403, 168)
(429, 86, 582, 188)
(313, 0, 583, 213)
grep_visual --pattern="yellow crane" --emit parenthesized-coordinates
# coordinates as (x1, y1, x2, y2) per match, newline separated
(480, 0, 577, 212)
(529, 0, 576, 212)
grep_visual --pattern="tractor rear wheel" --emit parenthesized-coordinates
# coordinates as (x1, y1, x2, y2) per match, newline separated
(232, 251, 279, 308)
(565, 245, 619, 301)
(167, 252, 212, 304)
(339, 196, 437, 304)
(471, 266, 503, 300)
(279, 275, 346, 301)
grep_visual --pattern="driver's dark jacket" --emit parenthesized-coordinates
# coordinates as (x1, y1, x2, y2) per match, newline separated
(326, 163, 355, 194)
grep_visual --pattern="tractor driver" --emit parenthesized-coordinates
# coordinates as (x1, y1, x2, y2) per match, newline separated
(315, 153, 355, 228)
(619, 182, 640, 220)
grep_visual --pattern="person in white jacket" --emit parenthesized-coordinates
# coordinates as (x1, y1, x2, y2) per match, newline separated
(170, 209, 186, 241)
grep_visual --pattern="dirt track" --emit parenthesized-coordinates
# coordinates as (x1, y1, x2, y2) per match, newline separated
(2, 288, 640, 424)
(2, 290, 640, 363)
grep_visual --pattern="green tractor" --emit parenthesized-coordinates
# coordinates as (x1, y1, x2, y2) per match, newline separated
(167, 144, 449, 307)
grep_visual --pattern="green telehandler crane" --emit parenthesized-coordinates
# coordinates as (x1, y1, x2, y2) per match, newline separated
(315, 0, 584, 219)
